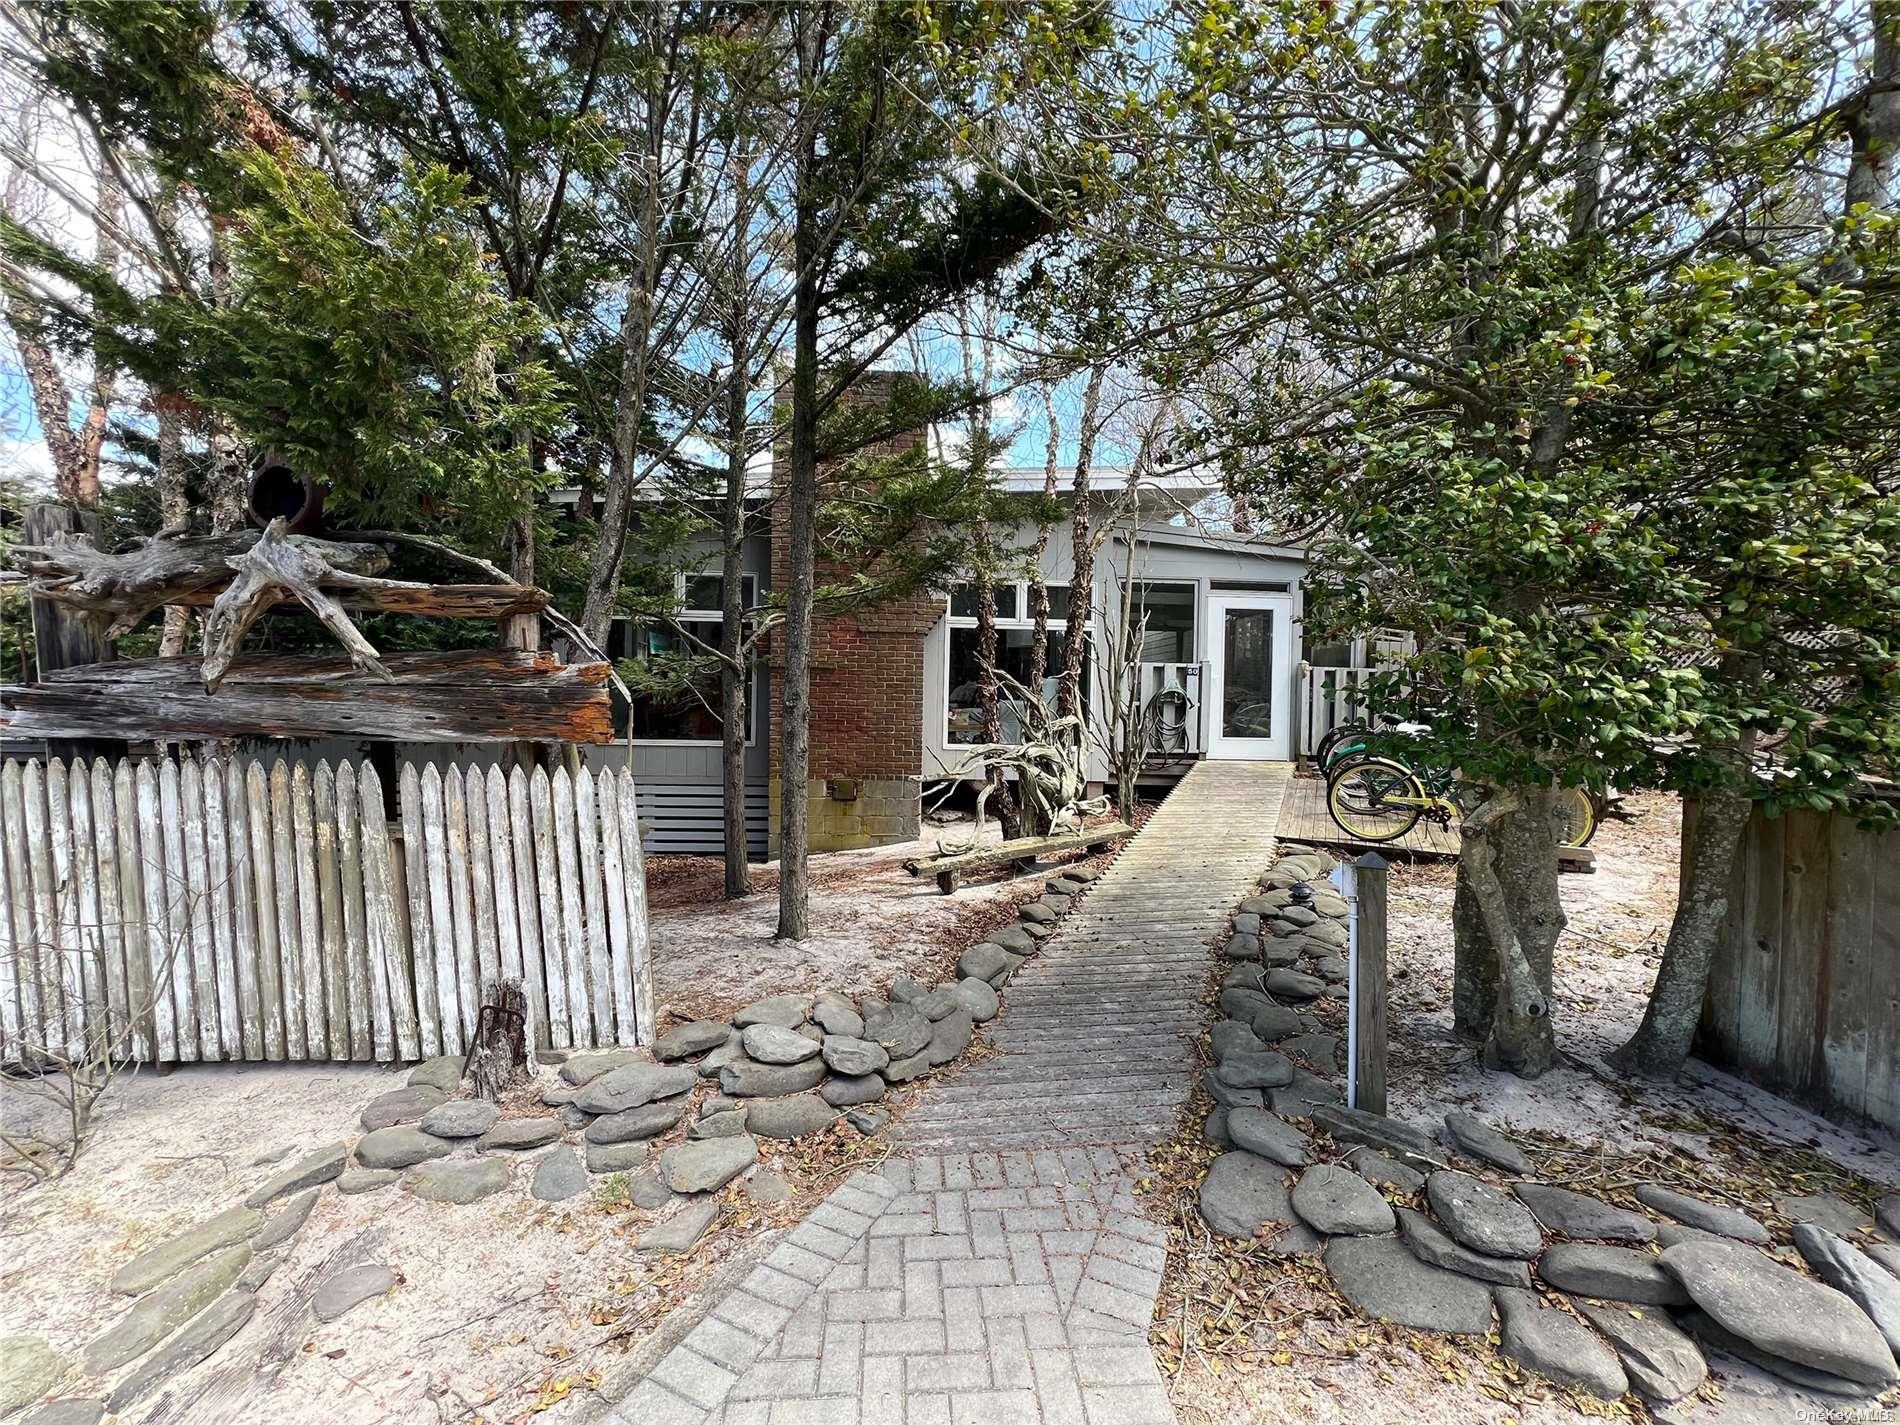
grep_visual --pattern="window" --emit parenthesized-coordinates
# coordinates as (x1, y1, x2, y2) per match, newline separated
(611, 573, 757, 743)
(944, 580, 1085, 747)
(1129, 582, 1195, 663)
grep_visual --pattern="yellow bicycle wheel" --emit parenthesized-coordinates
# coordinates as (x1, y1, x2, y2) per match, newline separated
(1327, 758, 1426, 842)
(1555, 787, 1598, 848)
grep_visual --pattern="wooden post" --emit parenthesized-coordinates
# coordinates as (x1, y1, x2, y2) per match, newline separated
(23, 502, 115, 676)
(1350, 851, 1389, 1115)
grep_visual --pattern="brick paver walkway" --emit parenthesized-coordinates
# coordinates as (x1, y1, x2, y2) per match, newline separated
(603, 762, 1291, 1425)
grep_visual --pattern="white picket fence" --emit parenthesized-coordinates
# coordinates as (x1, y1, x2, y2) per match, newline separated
(0, 755, 652, 1066)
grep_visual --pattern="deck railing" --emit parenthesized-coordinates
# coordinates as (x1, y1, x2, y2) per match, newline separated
(1138, 661, 1204, 758)
(1300, 664, 1376, 756)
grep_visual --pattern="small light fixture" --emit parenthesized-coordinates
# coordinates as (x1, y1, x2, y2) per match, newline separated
(1288, 882, 1314, 906)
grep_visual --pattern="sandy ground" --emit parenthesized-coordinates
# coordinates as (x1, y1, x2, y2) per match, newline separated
(0, 815, 1119, 1425)
(1145, 790, 1900, 1425)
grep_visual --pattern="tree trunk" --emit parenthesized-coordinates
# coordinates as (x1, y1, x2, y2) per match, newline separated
(466, 978, 529, 1101)
(1455, 786, 1566, 1077)
(1612, 725, 1759, 1078)
(720, 361, 753, 900)
(157, 403, 190, 656)
(1021, 387, 1062, 836)
(777, 32, 823, 941)
(206, 224, 250, 533)
(972, 541, 1021, 840)
(1057, 365, 1106, 721)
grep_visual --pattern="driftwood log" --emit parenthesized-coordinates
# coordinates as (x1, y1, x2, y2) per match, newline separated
(465, 979, 530, 1101)
(0, 651, 615, 744)
(9, 518, 553, 693)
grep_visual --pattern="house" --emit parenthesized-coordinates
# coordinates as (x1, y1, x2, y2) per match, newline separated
(591, 461, 1382, 858)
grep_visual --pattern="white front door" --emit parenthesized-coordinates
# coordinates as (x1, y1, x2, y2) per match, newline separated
(1205, 593, 1294, 760)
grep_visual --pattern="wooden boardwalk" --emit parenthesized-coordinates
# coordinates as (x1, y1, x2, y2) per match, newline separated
(895, 760, 1292, 1152)
(1275, 770, 1461, 858)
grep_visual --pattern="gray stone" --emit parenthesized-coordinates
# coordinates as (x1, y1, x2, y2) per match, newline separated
(701, 1094, 740, 1116)
(1794, 1223, 1900, 1358)
(1681, 1309, 1883, 1396)
(629, 1169, 674, 1209)
(244, 1140, 348, 1210)
(822, 1035, 890, 1076)
(558, 1104, 592, 1131)
(1217, 985, 1271, 1022)
(1879, 1193, 1900, 1241)
(535, 1049, 570, 1066)
(956, 943, 1010, 982)
(659, 1135, 758, 1193)
(1020, 921, 1054, 942)
(950, 977, 999, 1022)
(1225, 1108, 1311, 1168)
(0, 1337, 64, 1417)
(408, 1054, 465, 1093)
(991, 951, 1029, 986)
(652, 1020, 734, 1062)
(1655, 1223, 1733, 1250)
(1302, 920, 1350, 950)
(532, 1147, 588, 1202)
(1204, 1108, 1230, 1147)
(812, 992, 864, 1038)
(1662, 1238, 1898, 1388)
(847, 1107, 891, 1136)
(475, 1117, 563, 1151)
(742, 1023, 823, 1065)
(1019, 900, 1057, 925)
(1233, 912, 1262, 935)
(1442, 1110, 1530, 1174)
(1512, 1182, 1655, 1244)
(1216, 1050, 1295, 1090)
(1210, 1020, 1266, 1061)
(1239, 893, 1291, 914)
(1494, 1287, 1629, 1400)
(406, 1158, 511, 1204)
(747, 1170, 794, 1204)
(84, 1244, 252, 1374)
(1868, 1241, 1900, 1278)
(638, 1198, 721, 1255)
(313, 1264, 397, 1323)
(254, 1190, 318, 1252)
(419, 1099, 500, 1139)
(575, 1061, 696, 1114)
(1309, 1104, 1447, 1174)
(105, 1288, 254, 1413)
(1780, 1193, 1875, 1237)
(1281, 1033, 1339, 1071)
(1274, 904, 1319, 928)
(584, 1099, 687, 1144)
(1427, 1171, 1543, 1259)
(112, 1204, 263, 1296)
(1041, 891, 1072, 916)
(1223, 934, 1261, 961)
(720, 1056, 827, 1098)
(1635, 1184, 1771, 1244)
(1292, 1164, 1394, 1236)
(747, 1093, 838, 1140)
(1395, 1208, 1531, 1288)
(926, 1008, 973, 1066)
(690, 1109, 750, 1139)
(21, 1400, 103, 1425)
(732, 993, 811, 1028)
(1578, 1300, 1708, 1403)
(796, 1021, 825, 1045)
(356, 1125, 453, 1170)
(1311, 956, 1349, 982)
(1060, 863, 1100, 883)
(1323, 1236, 1494, 1336)
(1198, 1152, 1317, 1254)
(1540, 1243, 1688, 1305)
(337, 1168, 399, 1194)
(1204, 1070, 1264, 1110)
(698, 1037, 747, 1079)
(882, 1050, 933, 1083)
(862, 1003, 932, 1059)
(915, 986, 963, 1021)
(985, 925, 1038, 956)
(821, 1074, 887, 1107)
(560, 1048, 646, 1085)
(1348, 1149, 1425, 1195)
(359, 1084, 447, 1131)
(1264, 968, 1325, 1000)
(541, 1082, 581, 1106)
(587, 1141, 649, 1174)
(1262, 942, 1304, 970)
(890, 975, 926, 1003)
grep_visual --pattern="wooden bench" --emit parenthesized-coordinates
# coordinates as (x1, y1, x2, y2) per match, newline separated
(904, 821, 1134, 894)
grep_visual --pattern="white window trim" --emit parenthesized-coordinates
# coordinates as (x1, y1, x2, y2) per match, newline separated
(615, 572, 760, 748)
(942, 581, 1081, 750)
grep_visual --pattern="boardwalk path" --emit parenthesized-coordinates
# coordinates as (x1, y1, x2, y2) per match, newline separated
(604, 762, 1292, 1425)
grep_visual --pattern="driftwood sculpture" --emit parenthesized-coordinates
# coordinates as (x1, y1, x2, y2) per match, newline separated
(8, 518, 550, 692)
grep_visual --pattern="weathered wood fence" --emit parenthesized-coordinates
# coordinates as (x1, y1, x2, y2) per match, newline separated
(0, 754, 652, 1066)
(1695, 800, 1900, 1132)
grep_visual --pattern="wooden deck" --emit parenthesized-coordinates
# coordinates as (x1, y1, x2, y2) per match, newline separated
(1274, 772, 1597, 871)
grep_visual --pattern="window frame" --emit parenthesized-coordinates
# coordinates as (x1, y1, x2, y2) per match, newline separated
(613, 571, 760, 748)
(942, 579, 1083, 750)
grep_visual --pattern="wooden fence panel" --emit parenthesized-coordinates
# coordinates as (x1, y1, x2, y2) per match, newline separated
(1700, 801, 1900, 1134)
(0, 753, 652, 1065)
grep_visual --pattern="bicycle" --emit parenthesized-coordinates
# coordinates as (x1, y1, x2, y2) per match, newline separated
(1326, 754, 1598, 848)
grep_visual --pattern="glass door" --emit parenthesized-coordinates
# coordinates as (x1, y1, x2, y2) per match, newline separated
(1205, 594, 1293, 760)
